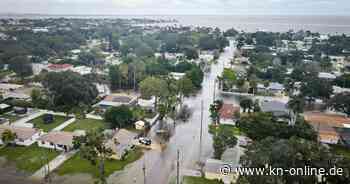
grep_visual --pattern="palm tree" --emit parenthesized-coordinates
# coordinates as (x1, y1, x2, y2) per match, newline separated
(240, 98, 253, 113)
(1, 130, 17, 146)
(287, 96, 305, 125)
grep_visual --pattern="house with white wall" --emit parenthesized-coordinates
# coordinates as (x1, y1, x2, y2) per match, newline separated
(0, 125, 42, 146)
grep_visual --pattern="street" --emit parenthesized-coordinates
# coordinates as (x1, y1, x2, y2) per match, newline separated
(107, 40, 240, 184)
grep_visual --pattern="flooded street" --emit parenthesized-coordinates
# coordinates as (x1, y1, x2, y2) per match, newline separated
(108, 40, 239, 184)
(0, 41, 238, 184)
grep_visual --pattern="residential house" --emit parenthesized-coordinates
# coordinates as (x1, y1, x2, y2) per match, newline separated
(107, 129, 137, 159)
(137, 96, 155, 110)
(169, 72, 186, 80)
(318, 72, 336, 80)
(47, 64, 73, 72)
(0, 125, 42, 146)
(219, 104, 240, 125)
(38, 131, 79, 151)
(0, 83, 30, 100)
(72, 66, 92, 75)
(257, 82, 285, 96)
(261, 100, 289, 118)
(304, 112, 350, 145)
(97, 93, 138, 109)
(134, 120, 147, 130)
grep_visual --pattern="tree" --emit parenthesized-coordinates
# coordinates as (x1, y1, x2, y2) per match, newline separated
(288, 96, 305, 125)
(184, 47, 199, 60)
(240, 98, 253, 113)
(73, 131, 112, 184)
(176, 76, 195, 105)
(42, 71, 98, 115)
(139, 76, 168, 110)
(240, 137, 336, 184)
(223, 28, 239, 37)
(8, 55, 33, 80)
(31, 88, 47, 109)
(104, 105, 134, 128)
(211, 126, 238, 159)
(328, 92, 350, 117)
(334, 74, 350, 88)
(185, 66, 204, 89)
(1, 129, 16, 146)
(237, 113, 317, 141)
(209, 100, 223, 125)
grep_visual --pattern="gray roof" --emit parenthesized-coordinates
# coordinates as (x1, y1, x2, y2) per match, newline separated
(261, 100, 289, 115)
(268, 82, 284, 90)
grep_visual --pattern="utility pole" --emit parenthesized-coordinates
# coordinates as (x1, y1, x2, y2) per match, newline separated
(143, 157, 146, 184)
(213, 79, 216, 103)
(199, 100, 203, 162)
(177, 149, 180, 184)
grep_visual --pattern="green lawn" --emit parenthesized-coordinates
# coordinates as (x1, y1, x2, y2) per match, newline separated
(63, 118, 109, 132)
(184, 176, 222, 184)
(331, 145, 350, 159)
(0, 144, 60, 173)
(56, 147, 143, 178)
(209, 124, 242, 136)
(29, 114, 67, 132)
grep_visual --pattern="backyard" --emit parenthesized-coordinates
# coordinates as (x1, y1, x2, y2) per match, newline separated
(0, 144, 60, 173)
(183, 176, 223, 184)
(56, 147, 144, 178)
(63, 118, 109, 132)
(29, 114, 67, 132)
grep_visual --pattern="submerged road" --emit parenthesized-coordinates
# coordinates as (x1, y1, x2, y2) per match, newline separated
(108, 40, 240, 184)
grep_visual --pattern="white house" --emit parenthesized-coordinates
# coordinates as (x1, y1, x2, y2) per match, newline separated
(0, 125, 42, 146)
(107, 129, 137, 159)
(134, 120, 146, 130)
(138, 96, 155, 110)
(169, 72, 186, 80)
(72, 66, 92, 75)
(318, 72, 337, 80)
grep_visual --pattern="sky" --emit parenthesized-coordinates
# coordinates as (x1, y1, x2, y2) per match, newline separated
(1, 0, 350, 15)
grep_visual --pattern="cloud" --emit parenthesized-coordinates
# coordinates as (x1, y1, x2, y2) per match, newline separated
(0, 0, 349, 15)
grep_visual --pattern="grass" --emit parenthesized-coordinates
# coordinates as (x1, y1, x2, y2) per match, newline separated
(209, 124, 242, 136)
(0, 144, 60, 173)
(56, 147, 143, 178)
(63, 118, 109, 132)
(331, 145, 350, 159)
(183, 176, 222, 184)
(29, 114, 67, 132)
(1, 113, 22, 123)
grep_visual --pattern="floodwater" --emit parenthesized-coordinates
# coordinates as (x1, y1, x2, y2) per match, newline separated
(1, 41, 239, 184)
(108, 40, 240, 184)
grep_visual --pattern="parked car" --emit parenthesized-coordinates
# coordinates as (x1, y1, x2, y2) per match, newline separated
(139, 137, 152, 146)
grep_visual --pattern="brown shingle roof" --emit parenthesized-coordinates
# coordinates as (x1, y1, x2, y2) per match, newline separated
(38, 131, 75, 147)
(0, 125, 39, 140)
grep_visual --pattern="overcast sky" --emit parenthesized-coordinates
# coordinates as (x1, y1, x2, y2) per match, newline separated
(1, 0, 349, 15)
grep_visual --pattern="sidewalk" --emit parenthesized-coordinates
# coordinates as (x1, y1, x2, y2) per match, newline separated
(51, 118, 76, 132)
(30, 150, 78, 180)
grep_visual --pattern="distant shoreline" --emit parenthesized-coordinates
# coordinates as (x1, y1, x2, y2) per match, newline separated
(1, 14, 350, 34)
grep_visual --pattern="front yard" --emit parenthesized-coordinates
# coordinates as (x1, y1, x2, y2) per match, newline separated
(29, 114, 67, 132)
(331, 145, 350, 159)
(63, 118, 109, 132)
(0, 144, 60, 173)
(183, 176, 223, 184)
(209, 124, 242, 136)
(1, 113, 23, 123)
(56, 147, 143, 178)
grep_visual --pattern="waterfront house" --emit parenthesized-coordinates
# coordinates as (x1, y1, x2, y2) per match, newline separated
(107, 129, 137, 159)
